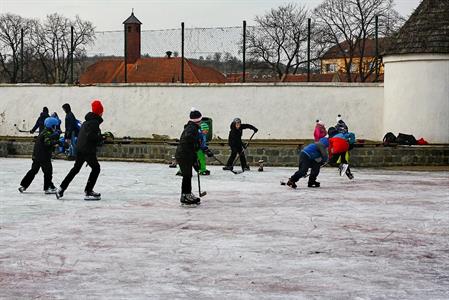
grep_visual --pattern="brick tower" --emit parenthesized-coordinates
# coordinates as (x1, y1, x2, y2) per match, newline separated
(123, 12, 142, 64)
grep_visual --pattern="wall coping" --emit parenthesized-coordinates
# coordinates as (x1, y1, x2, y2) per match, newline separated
(0, 82, 384, 88)
(384, 53, 449, 64)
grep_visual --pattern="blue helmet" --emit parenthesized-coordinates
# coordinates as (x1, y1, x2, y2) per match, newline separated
(319, 137, 329, 147)
(44, 117, 59, 129)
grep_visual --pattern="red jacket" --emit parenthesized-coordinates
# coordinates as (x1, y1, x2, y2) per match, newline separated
(329, 137, 349, 157)
(314, 124, 327, 142)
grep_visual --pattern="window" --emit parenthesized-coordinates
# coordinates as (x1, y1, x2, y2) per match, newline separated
(326, 64, 337, 73)
(128, 26, 132, 32)
(350, 63, 357, 72)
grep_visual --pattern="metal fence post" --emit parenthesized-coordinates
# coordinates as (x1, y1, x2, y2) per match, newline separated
(375, 15, 379, 82)
(307, 18, 311, 82)
(242, 20, 246, 83)
(70, 26, 74, 84)
(20, 28, 24, 83)
(181, 22, 185, 83)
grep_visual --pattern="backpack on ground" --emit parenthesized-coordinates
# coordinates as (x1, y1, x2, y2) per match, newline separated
(396, 133, 417, 146)
(383, 132, 397, 146)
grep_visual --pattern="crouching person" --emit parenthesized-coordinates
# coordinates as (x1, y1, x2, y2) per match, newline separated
(286, 137, 329, 189)
(19, 117, 61, 194)
(56, 100, 104, 201)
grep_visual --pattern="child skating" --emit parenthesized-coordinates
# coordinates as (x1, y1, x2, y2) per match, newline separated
(223, 118, 258, 172)
(175, 108, 213, 205)
(19, 117, 61, 194)
(284, 137, 329, 189)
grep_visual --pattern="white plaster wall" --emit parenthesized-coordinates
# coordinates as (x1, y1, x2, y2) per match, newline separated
(0, 83, 384, 140)
(384, 54, 449, 143)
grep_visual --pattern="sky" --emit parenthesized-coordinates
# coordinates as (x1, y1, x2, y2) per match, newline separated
(1, 0, 422, 32)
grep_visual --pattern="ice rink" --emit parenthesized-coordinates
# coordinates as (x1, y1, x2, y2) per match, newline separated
(1, 157, 449, 299)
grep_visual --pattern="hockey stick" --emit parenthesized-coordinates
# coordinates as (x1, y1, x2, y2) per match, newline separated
(197, 168, 207, 197)
(231, 131, 256, 169)
(212, 156, 242, 175)
(14, 123, 33, 133)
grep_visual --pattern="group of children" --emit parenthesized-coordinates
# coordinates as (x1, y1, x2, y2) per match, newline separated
(286, 115, 356, 189)
(19, 100, 106, 201)
(19, 104, 355, 205)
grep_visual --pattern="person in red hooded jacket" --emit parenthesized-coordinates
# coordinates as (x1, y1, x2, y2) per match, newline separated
(314, 120, 327, 142)
(56, 100, 105, 201)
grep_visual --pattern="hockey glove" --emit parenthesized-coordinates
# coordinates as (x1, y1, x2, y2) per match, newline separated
(193, 160, 200, 172)
(205, 149, 214, 157)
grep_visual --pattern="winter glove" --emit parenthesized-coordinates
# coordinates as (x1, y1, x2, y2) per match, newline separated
(205, 149, 214, 157)
(193, 160, 200, 172)
(253, 127, 259, 133)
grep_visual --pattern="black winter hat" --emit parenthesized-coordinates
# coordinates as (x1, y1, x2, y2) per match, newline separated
(62, 103, 71, 112)
(328, 126, 338, 137)
(189, 108, 202, 122)
(43, 107, 49, 113)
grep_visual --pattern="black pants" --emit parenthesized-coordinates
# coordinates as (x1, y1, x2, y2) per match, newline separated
(20, 159, 55, 190)
(60, 152, 100, 193)
(226, 147, 247, 170)
(178, 159, 193, 194)
(290, 152, 320, 183)
(330, 152, 348, 164)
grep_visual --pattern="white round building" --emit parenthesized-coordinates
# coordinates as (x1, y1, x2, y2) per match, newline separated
(383, 0, 449, 143)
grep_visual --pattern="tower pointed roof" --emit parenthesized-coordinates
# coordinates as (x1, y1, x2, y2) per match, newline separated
(384, 0, 449, 55)
(123, 12, 142, 25)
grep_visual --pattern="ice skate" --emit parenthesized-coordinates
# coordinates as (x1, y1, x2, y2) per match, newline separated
(346, 169, 354, 180)
(18, 186, 26, 193)
(308, 181, 320, 188)
(243, 165, 250, 171)
(180, 193, 201, 205)
(85, 191, 101, 201)
(280, 179, 297, 189)
(200, 170, 210, 175)
(223, 166, 233, 171)
(55, 187, 64, 199)
(339, 164, 349, 176)
(45, 187, 57, 194)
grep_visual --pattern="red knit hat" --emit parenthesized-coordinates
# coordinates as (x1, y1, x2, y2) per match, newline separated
(91, 99, 104, 116)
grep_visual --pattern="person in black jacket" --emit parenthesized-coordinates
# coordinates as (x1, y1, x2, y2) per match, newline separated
(62, 103, 80, 159)
(19, 117, 61, 194)
(30, 107, 50, 134)
(175, 108, 213, 205)
(223, 118, 258, 172)
(56, 100, 104, 201)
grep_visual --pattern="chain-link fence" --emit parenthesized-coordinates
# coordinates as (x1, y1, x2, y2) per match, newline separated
(0, 20, 384, 84)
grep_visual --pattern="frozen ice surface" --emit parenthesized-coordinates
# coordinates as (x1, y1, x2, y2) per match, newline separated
(1, 157, 449, 299)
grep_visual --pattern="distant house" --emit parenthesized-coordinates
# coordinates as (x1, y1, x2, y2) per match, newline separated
(320, 38, 385, 78)
(79, 12, 226, 84)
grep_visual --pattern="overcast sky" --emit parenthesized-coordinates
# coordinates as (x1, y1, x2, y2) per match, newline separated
(1, 0, 422, 32)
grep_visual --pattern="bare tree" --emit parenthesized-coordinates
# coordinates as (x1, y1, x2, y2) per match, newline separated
(314, 0, 403, 82)
(246, 3, 309, 79)
(31, 13, 95, 83)
(0, 14, 34, 83)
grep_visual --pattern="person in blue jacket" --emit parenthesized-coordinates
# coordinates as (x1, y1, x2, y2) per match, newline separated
(30, 107, 50, 134)
(62, 103, 80, 159)
(286, 137, 329, 189)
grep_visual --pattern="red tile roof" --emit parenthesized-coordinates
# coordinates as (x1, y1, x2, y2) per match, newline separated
(322, 38, 386, 59)
(79, 57, 226, 84)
